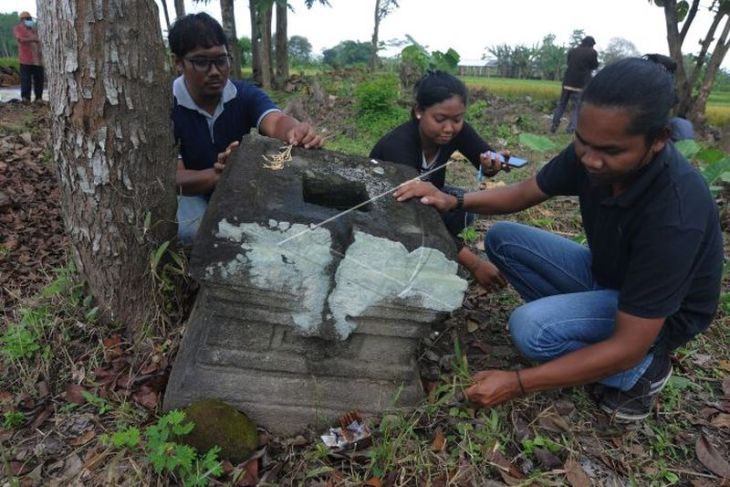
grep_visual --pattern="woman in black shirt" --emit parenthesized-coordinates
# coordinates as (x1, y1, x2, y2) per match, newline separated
(370, 71, 508, 289)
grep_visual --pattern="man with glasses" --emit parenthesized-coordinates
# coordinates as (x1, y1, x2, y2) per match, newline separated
(169, 13, 323, 244)
(13, 11, 44, 104)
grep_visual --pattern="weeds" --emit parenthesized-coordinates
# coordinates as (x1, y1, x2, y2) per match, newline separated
(107, 410, 224, 487)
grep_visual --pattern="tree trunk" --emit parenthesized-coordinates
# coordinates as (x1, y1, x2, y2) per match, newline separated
(369, 0, 381, 71)
(690, 15, 730, 124)
(220, 0, 242, 79)
(249, 3, 261, 83)
(38, 0, 177, 333)
(274, 1, 289, 89)
(174, 0, 185, 19)
(257, 5, 273, 89)
(160, 0, 171, 31)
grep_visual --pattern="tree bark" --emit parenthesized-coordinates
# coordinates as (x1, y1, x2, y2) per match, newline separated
(220, 0, 242, 79)
(38, 0, 177, 332)
(174, 0, 186, 19)
(661, 0, 730, 122)
(369, 0, 381, 71)
(257, 5, 273, 89)
(274, 1, 289, 89)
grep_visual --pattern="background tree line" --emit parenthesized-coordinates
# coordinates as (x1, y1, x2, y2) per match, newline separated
(485, 29, 643, 80)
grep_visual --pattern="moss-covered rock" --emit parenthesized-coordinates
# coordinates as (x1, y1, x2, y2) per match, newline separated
(181, 399, 257, 464)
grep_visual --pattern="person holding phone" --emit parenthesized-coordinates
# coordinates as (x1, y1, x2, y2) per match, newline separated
(394, 58, 722, 422)
(370, 70, 511, 289)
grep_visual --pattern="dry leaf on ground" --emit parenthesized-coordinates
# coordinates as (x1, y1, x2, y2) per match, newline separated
(564, 458, 590, 487)
(696, 434, 730, 478)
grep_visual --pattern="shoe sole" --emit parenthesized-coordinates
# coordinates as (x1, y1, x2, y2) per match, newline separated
(600, 365, 673, 422)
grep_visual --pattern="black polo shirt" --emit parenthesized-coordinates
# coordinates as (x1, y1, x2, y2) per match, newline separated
(369, 119, 491, 189)
(536, 142, 723, 352)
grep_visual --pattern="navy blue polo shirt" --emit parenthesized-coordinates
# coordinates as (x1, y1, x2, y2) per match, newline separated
(537, 142, 723, 352)
(172, 76, 279, 173)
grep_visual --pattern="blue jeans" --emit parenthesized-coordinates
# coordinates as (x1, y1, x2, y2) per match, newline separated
(484, 221, 653, 391)
(177, 195, 209, 245)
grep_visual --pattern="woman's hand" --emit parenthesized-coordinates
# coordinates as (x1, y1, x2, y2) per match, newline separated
(464, 370, 523, 408)
(480, 150, 510, 177)
(393, 179, 455, 213)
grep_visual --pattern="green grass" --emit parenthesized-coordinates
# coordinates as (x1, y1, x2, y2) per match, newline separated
(0, 57, 19, 71)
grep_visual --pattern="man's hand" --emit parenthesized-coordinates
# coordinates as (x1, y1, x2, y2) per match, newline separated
(213, 141, 240, 174)
(286, 122, 323, 149)
(393, 180, 456, 213)
(480, 150, 510, 177)
(469, 260, 508, 292)
(464, 370, 523, 408)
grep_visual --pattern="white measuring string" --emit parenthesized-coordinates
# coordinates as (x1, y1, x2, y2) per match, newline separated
(276, 158, 458, 247)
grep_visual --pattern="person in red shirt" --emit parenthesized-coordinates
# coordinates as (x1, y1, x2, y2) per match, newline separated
(13, 11, 44, 103)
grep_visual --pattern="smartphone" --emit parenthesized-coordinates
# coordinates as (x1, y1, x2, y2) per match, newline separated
(505, 156, 528, 168)
(477, 152, 528, 181)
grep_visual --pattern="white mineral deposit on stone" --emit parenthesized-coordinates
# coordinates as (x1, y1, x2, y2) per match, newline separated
(209, 221, 466, 340)
(328, 231, 467, 339)
(372, 167, 385, 175)
(214, 219, 333, 335)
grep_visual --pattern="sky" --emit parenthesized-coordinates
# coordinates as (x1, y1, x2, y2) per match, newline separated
(5, 0, 727, 67)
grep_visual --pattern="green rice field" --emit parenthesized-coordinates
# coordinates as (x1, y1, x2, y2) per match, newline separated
(462, 76, 730, 126)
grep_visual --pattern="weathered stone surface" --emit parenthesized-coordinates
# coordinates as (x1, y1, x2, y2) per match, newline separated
(164, 134, 467, 435)
(181, 399, 257, 464)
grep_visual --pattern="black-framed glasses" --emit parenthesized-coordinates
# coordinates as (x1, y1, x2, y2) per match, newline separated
(183, 55, 232, 73)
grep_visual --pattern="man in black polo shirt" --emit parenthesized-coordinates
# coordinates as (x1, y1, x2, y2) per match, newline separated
(394, 57, 723, 421)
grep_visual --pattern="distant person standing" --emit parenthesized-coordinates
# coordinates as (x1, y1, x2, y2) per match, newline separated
(550, 36, 598, 134)
(13, 11, 44, 103)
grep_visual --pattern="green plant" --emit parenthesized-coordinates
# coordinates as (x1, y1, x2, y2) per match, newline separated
(3, 411, 25, 429)
(0, 323, 40, 361)
(355, 74, 400, 115)
(81, 391, 113, 415)
(109, 410, 223, 487)
(521, 435, 562, 456)
(458, 226, 480, 245)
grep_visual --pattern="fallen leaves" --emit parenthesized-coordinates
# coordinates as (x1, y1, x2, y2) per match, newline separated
(695, 434, 730, 478)
(564, 458, 590, 487)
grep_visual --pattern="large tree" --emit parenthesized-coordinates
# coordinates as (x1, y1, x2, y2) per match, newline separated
(38, 0, 177, 332)
(601, 37, 639, 66)
(652, 0, 730, 124)
(369, 0, 399, 71)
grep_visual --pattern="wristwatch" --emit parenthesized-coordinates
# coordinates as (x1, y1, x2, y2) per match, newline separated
(452, 192, 464, 211)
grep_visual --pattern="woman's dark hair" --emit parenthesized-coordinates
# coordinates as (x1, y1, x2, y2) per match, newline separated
(414, 70, 468, 112)
(582, 57, 675, 143)
(168, 13, 227, 58)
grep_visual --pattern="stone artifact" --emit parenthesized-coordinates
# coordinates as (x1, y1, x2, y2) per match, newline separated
(164, 135, 467, 435)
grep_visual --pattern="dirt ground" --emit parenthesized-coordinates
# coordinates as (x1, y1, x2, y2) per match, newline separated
(1, 83, 729, 486)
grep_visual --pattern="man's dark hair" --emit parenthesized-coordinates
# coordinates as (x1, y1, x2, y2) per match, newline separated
(580, 36, 596, 47)
(414, 70, 468, 113)
(582, 57, 675, 143)
(168, 13, 227, 58)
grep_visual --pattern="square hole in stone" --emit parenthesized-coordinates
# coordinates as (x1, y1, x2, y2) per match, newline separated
(303, 172, 371, 212)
